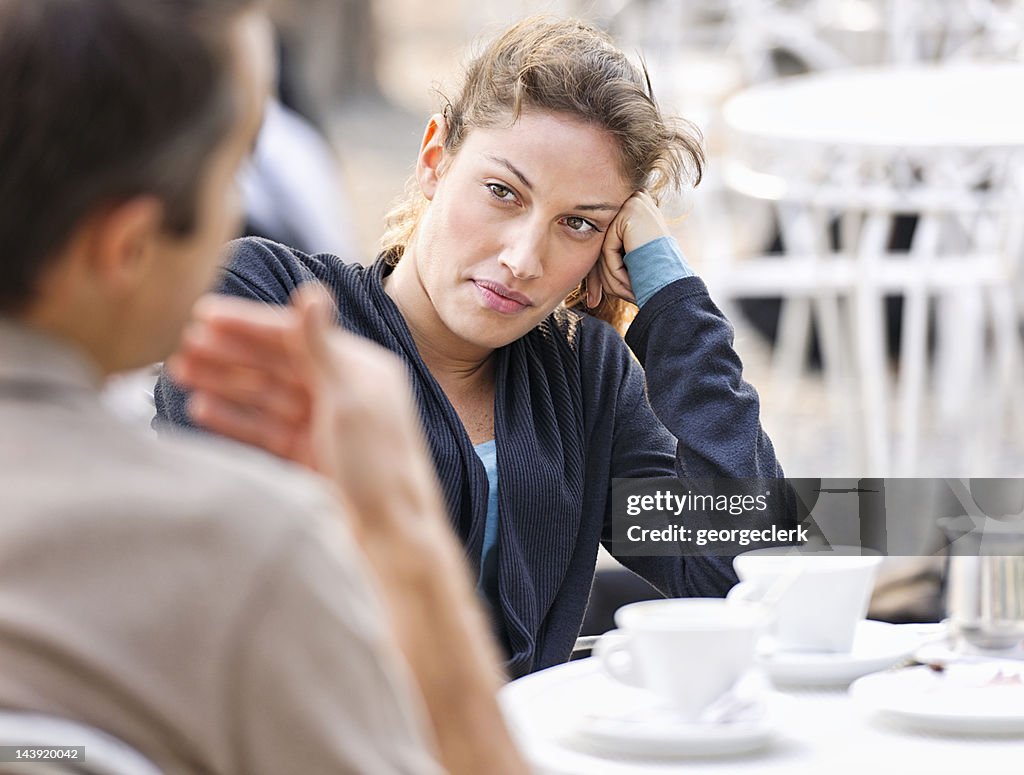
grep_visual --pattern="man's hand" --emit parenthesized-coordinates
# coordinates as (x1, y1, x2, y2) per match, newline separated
(167, 285, 444, 533)
(167, 291, 316, 467)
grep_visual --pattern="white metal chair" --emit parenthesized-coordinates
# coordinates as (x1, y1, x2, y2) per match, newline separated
(884, 0, 1024, 64)
(0, 711, 162, 775)
(717, 65, 1024, 475)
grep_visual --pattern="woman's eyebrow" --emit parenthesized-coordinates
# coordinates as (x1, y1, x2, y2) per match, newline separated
(574, 202, 621, 212)
(486, 154, 533, 189)
(484, 154, 622, 212)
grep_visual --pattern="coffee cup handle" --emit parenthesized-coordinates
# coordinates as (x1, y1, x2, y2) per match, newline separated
(727, 582, 780, 653)
(726, 581, 763, 603)
(593, 629, 643, 689)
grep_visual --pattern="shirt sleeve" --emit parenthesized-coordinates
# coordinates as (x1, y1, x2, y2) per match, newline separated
(621, 236, 694, 308)
(227, 507, 444, 775)
(599, 276, 796, 597)
(599, 348, 740, 597)
(624, 276, 787, 481)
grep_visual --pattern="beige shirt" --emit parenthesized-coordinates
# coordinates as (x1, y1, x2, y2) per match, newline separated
(0, 321, 442, 775)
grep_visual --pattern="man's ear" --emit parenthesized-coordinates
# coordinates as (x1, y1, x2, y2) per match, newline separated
(84, 196, 166, 292)
(415, 113, 448, 201)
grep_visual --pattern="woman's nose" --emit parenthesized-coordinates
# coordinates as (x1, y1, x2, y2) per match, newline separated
(499, 223, 545, 280)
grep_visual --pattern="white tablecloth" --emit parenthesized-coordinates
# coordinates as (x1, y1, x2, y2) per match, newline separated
(500, 655, 1024, 774)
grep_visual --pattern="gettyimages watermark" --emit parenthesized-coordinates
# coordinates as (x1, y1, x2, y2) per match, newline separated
(608, 477, 1024, 558)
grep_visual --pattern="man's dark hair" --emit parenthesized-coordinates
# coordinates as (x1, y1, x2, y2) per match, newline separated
(0, 0, 262, 313)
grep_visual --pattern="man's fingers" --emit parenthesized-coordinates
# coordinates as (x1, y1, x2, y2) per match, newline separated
(292, 284, 338, 369)
(289, 282, 337, 319)
(171, 353, 309, 424)
(188, 392, 306, 461)
(191, 293, 291, 332)
(173, 326, 302, 392)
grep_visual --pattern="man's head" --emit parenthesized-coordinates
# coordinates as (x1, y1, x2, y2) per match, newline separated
(0, 0, 273, 372)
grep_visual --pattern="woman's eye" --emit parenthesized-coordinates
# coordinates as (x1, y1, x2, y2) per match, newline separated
(486, 183, 516, 202)
(564, 216, 597, 234)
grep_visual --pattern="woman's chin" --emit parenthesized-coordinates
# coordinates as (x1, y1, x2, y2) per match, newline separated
(445, 315, 534, 352)
(461, 328, 523, 351)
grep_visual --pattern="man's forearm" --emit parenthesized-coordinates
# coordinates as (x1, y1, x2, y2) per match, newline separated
(380, 533, 527, 775)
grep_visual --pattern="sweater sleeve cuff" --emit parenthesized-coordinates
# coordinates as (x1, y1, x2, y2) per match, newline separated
(622, 236, 695, 308)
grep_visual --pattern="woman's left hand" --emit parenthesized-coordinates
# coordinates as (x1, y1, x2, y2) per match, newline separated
(586, 190, 671, 308)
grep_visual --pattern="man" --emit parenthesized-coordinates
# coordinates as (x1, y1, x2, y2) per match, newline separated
(0, 1, 525, 773)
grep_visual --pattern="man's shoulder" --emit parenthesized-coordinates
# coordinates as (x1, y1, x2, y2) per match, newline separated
(145, 426, 340, 540)
(16, 406, 346, 560)
(1, 403, 358, 618)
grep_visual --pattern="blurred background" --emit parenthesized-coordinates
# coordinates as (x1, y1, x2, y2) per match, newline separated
(91, 0, 1024, 631)
(226, 0, 1024, 481)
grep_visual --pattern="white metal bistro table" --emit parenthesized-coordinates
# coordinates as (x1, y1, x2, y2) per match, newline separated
(715, 63, 1024, 475)
(499, 653, 1024, 774)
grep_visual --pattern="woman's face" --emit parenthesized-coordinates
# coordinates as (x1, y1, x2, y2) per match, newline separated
(405, 111, 634, 352)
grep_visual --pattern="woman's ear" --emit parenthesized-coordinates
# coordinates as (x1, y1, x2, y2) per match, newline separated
(415, 113, 447, 200)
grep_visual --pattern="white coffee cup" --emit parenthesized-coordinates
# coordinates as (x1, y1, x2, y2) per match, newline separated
(728, 546, 881, 653)
(593, 598, 770, 722)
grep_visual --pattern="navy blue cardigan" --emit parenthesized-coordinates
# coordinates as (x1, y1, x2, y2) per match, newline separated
(155, 238, 788, 677)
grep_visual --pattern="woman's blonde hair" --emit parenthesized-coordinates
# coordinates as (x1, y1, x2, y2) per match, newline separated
(381, 14, 704, 330)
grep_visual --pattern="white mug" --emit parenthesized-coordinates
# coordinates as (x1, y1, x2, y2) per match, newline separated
(728, 547, 881, 653)
(593, 598, 769, 722)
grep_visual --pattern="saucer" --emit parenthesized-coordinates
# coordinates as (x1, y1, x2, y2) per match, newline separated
(758, 620, 922, 686)
(571, 697, 777, 758)
(914, 632, 1024, 666)
(850, 663, 1024, 734)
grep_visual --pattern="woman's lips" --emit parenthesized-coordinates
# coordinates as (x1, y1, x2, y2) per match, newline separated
(473, 280, 532, 314)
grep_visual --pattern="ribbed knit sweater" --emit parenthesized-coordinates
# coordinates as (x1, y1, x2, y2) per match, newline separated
(155, 238, 788, 677)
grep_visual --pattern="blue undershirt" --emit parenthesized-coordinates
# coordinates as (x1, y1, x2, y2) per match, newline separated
(474, 235, 692, 589)
(475, 439, 501, 614)
(473, 236, 691, 633)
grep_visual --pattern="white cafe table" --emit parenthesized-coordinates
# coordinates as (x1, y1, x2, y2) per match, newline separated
(499, 654, 1024, 774)
(715, 63, 1024, 476)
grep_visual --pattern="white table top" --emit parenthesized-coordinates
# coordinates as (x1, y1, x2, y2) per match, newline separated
(500, 653, 1024, 774)
(722, 63, 1024, 150)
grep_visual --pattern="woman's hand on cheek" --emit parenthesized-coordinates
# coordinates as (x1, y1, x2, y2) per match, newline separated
(587, 191, 671, 308)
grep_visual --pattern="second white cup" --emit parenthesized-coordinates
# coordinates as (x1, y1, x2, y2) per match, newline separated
(728, 547, 881, 653)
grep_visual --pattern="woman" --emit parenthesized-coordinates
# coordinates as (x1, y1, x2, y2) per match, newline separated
(156, 15, 789, 677)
